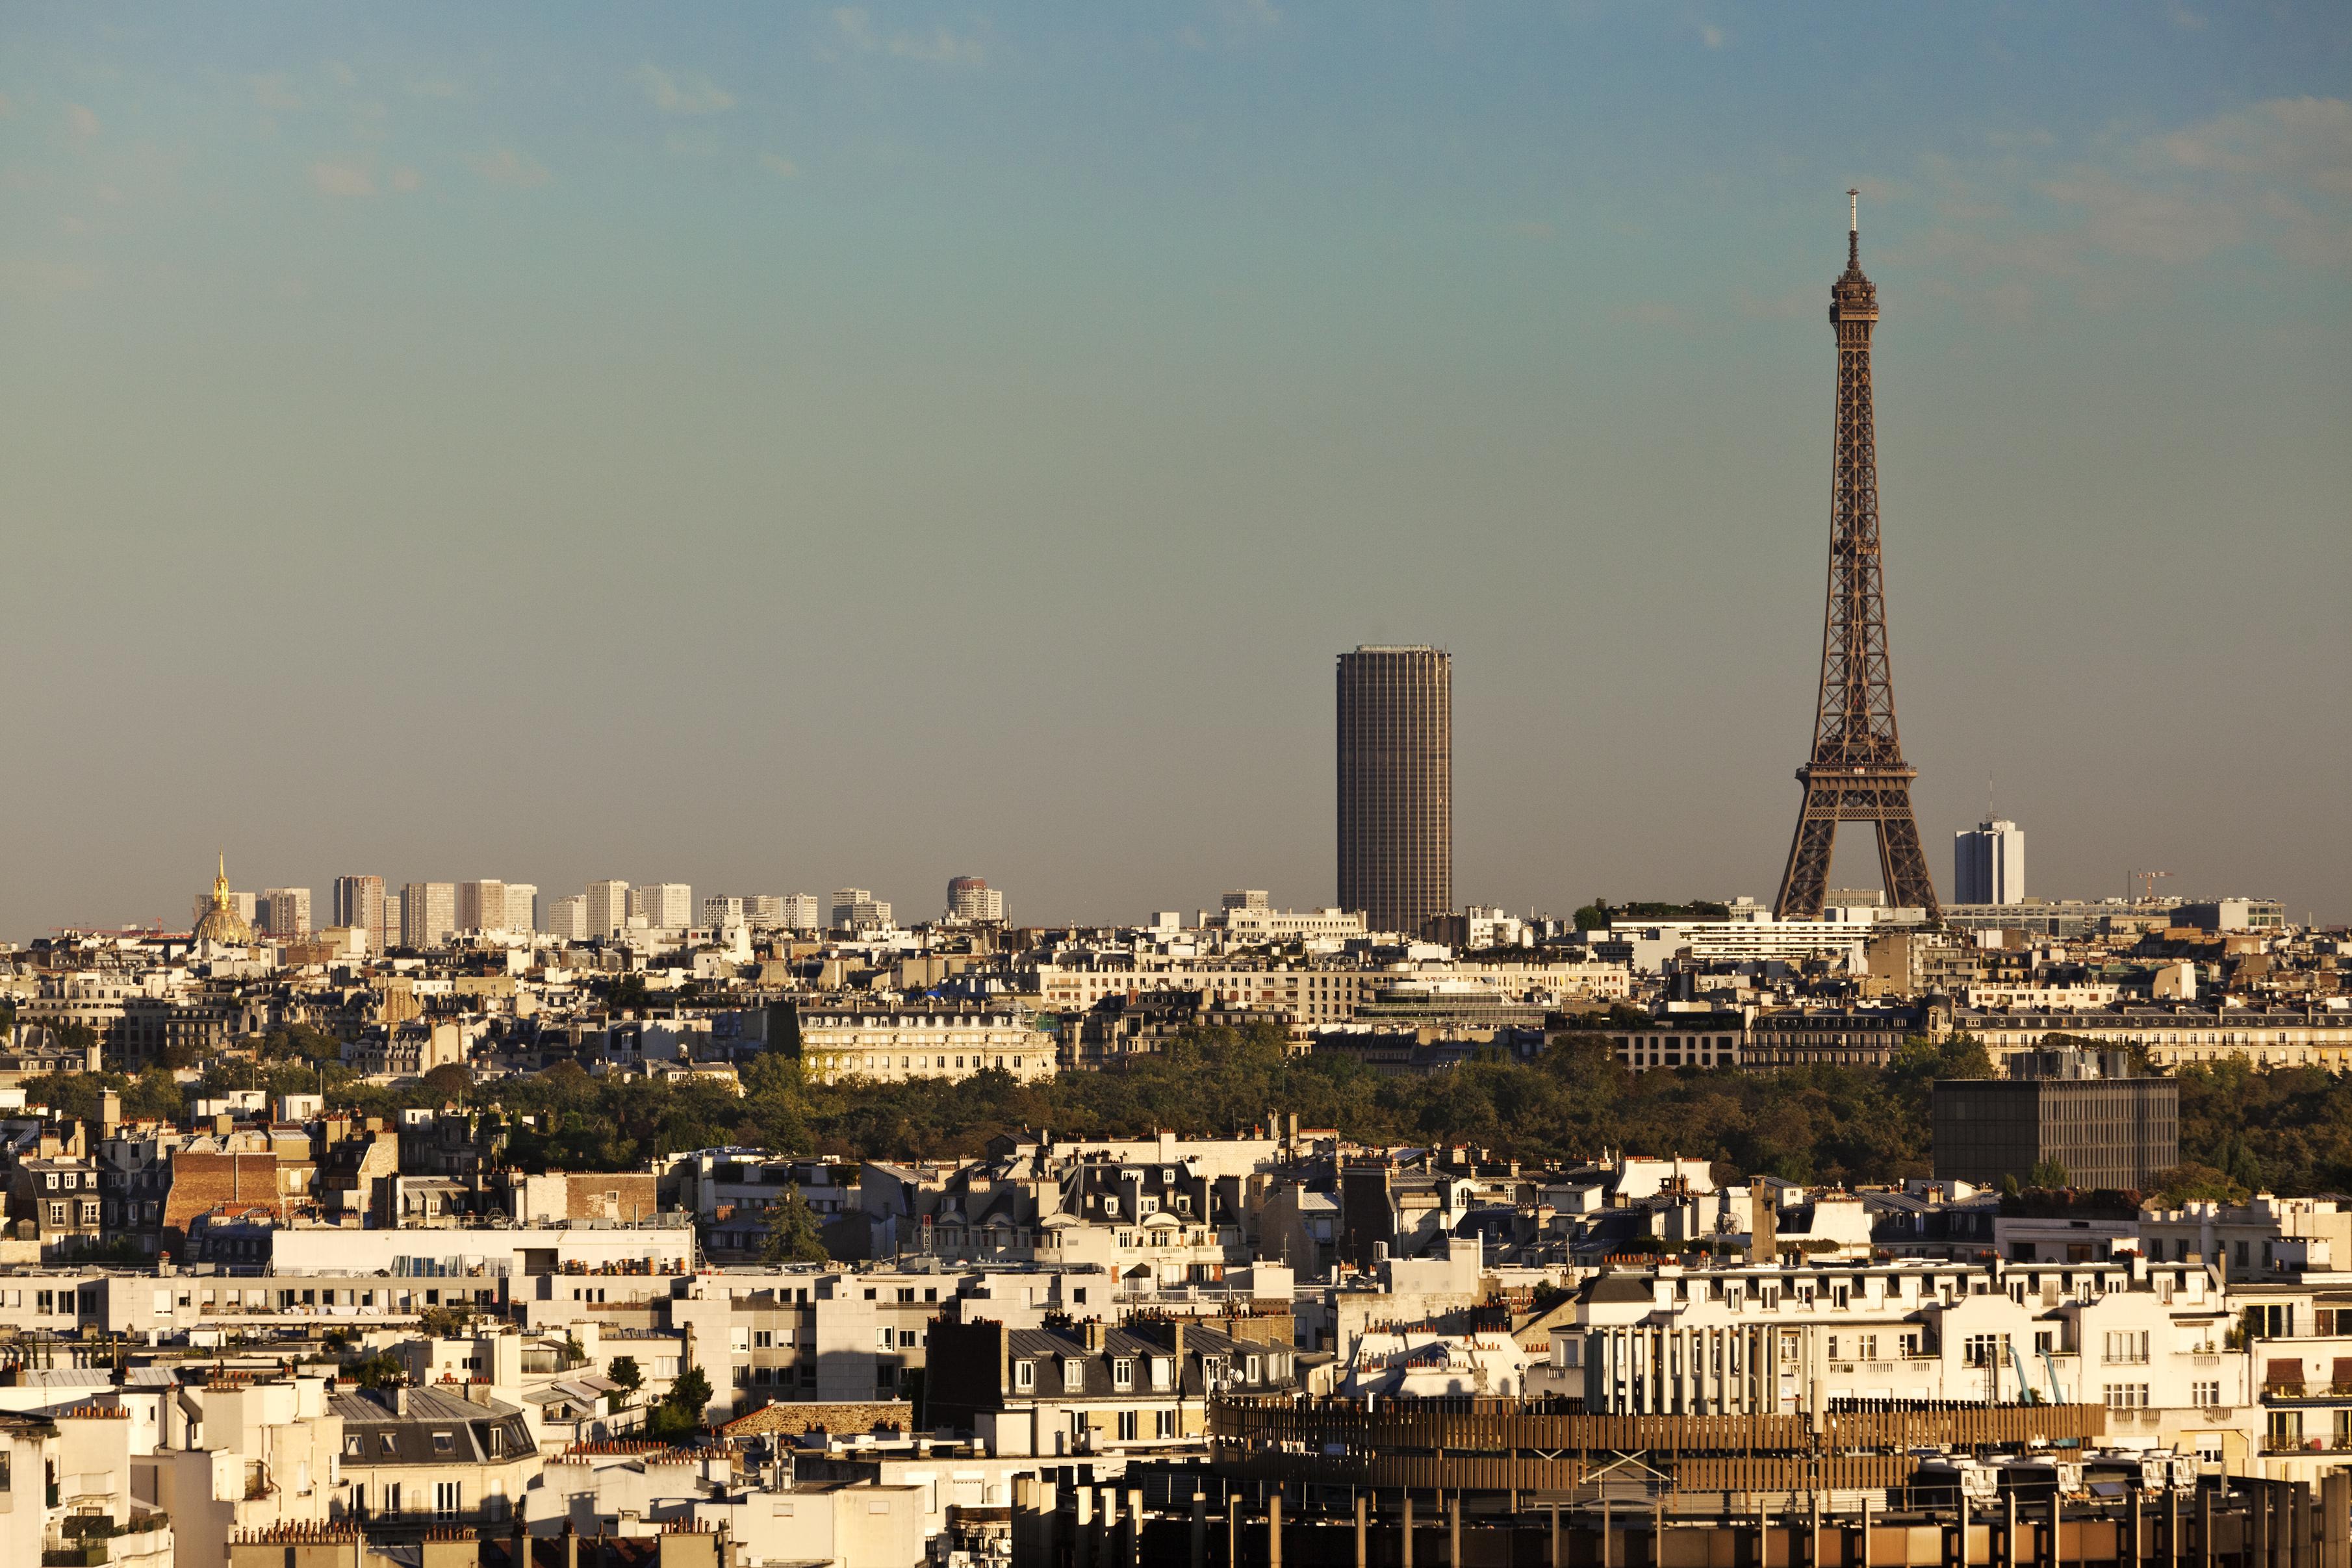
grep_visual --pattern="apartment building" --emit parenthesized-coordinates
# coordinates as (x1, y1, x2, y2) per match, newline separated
(259, 888, 313, 939)
(928, 1317, 1304, 1458)
(793, 1007, 1055, 1085)
(400, 883, 457, 949)
(584, 880, 632, 937)
(632, 883, 693, 930)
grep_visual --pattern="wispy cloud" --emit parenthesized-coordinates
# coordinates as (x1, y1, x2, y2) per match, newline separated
(760, 151, 800, 179)
(637, 63, 734, 114)
(250, 74, 303, 112)
(832, 7, 988, 67)
(470, 147, 551, 188)
(310, 160, 375, 197)
(1699, 23, 1727, 49)
(66, 104, 99, 138)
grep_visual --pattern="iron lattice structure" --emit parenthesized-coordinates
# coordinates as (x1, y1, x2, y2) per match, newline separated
(1773, 198, 1941, 920)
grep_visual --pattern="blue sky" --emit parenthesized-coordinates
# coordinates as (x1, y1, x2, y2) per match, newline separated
(3, 3, 2347, 931)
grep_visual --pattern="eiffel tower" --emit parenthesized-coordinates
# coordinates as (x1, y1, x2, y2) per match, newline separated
(1772, 193, 1941, 920)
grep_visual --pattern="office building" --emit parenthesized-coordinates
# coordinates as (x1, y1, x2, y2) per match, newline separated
(504, 882, 536, 933)
(782, 893, 823, 932)
(331, 876, 387, 951)
(1932, 1047, 2179, 1192)
(583, 880, 630, 937)
(1954, 818, 2026, 905)
(400, 881, 457, 949)
(257, 887, 312, 939)
(831, 888, 892, 931)
(741, 894, 784, 926)
(457, 879, 509, 933)
(704, 895, 745, 930)
(631, 882, 692, 930)
(947, 876, 1004, 923)
(545, 894, 590, 942)
(1221, 889, 1270, 912)
(1336, 644, 1452, 936)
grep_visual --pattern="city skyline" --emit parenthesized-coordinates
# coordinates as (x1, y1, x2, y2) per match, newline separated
(5, 4, 2347, 935)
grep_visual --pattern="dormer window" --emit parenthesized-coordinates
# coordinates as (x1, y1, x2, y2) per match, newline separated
(1151, 1358, 1173, 1391)
(1062, 1358, 1086, 1393)
(1101, 1197, 1119, 1217)
(1112, 1358, 1134, 1391)
(1246, 1355, 1261, 1384)
(1013, 1360, 1034, 1391)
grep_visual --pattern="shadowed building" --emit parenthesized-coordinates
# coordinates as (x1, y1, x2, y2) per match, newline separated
(1933, 1048, 2179, 1192)
(1336, 645, 1451, 938)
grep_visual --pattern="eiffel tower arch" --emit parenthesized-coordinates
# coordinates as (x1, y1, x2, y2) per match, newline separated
(1774, 193, 1941, 921)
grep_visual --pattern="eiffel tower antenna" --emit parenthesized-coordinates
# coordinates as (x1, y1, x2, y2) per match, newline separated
(1772, 194, 1942, 920)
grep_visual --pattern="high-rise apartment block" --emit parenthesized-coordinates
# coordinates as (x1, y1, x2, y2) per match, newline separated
(782, 893, 823, 932)
(631, 882, 692, 929)
(400, 881, 456, 948)
(332, 876, 388, 950)
(703, 895, 745, 930)
(1336, 644, 1452, 937)
(584, 880, 630, 938)
(257, 887, 313, 938)
(457, 880, 507, 934)
(947, 876, 1004, 923)
(1954, 818, 2026, 905)
(831, 888, 892, 931)
(505, 883, 536, 934)
(545, 894, 589, 942)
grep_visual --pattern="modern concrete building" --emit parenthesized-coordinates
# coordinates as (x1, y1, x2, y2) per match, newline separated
(257, 887, 313, 939)
(1954, 818, 2026, 905)
(399, 881, 456, 948)
(583, 879, 631, 937)
(830, 888, 892, 931)
(632, 882, 693, 929)
(1336, 644, 1451, 937)
(782, 892, 823, 931)
(544, 894, 589, 942)
(332, 875, 387, 950)
(1932, 1048, 2180, 1191)
(946, 876, 1003, 922)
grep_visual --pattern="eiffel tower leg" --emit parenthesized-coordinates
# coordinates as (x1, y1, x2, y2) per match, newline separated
(1774, 786, 1840, 920)
(1872, 794, 1941, 919)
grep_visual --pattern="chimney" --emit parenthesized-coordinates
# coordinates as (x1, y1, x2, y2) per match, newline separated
(1081, 1319, 1105, 1353)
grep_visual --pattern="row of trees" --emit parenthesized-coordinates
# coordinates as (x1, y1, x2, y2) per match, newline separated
(23, 1021, 2334, 1203)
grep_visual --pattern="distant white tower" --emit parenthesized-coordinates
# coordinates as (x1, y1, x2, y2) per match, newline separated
(1954, 819, 2026, 905)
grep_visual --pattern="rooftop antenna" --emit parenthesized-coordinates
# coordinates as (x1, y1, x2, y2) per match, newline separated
(1848, 186, 1861, 267)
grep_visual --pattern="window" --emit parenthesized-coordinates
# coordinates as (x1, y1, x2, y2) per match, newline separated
(1857, 1335, 1878, 1361)
(1014, 1361, 1034, 1391)
(1063, 1359, 1086, 1393)
(381, 1435, 399, 1455)
(433, 1480, 460, 1520)
(1112, 1359, 1134, 1391)
(754, 1330, 773, 1349)
(1155, 1409, 1177, 1439)
(1116, 1410, 1138, 1441)
(2104, 1330, 2149, 1364)
(1964, 1334, 2008, 1367)
(432, 1430, 454, 1453)
(2104, 1384, 2151, 1410)
(1826, 1336, 1839, 1359)
(2192, 1381, 2221, 1407)
(900, 1330, 917, 1347)
(345, 1437, 362, 1458)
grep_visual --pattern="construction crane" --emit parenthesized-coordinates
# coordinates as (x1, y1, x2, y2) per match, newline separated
(2131, 870, 2174, 904)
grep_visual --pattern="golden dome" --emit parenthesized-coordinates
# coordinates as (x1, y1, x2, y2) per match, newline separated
(194, 850, 253, 945)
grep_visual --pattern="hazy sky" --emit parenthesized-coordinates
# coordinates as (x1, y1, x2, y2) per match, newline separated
(4, 3, 2347, 937)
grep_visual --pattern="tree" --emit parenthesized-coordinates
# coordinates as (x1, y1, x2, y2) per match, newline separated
(645, 1363, 713, 1443)
(421, 1063, 472, 1104)
(344, 1350, 407, 1389)
(2151, 1162, 2246, 1208)
(606, 1354, 644, 1413)
(759, 1193, 831, 1264)
(2027, 1158, 2071, 1190)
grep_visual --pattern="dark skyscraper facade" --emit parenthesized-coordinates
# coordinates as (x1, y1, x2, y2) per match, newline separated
(1336, 645, 1451, 937)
